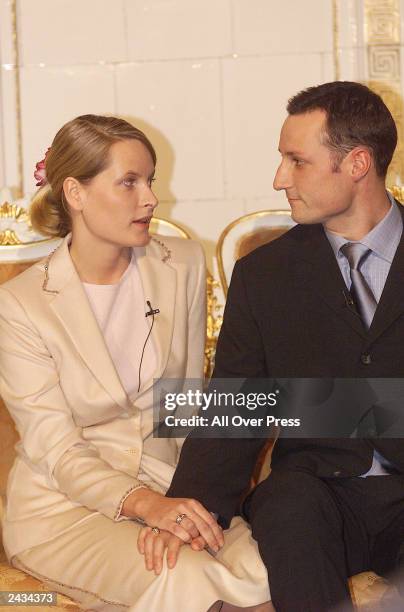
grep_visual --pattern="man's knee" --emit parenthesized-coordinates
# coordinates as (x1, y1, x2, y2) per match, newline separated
(246, 470, 341, 534)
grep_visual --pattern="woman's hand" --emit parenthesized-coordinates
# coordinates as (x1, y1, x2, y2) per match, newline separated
(123, 488, 224, 551)
(137, 526, 205, 575)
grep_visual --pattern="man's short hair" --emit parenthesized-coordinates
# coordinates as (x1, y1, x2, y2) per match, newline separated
(287, 81, 397, 177)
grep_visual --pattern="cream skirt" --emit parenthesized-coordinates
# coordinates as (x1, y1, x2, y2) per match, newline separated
(12, 515, 269, 612)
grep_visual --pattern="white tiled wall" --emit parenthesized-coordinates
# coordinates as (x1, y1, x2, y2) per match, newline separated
(0, 0, 337, 268)
(115, 60, 224, 201)
(125, 0, 233, 60)
(19, 0, 128, 65)
(232, 0, 333, 56)
(222, 54, 324, 200)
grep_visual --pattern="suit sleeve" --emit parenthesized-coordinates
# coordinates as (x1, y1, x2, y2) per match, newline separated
(0, 287, 146, 521)
(184, 241, 206, 382)
(167, 259, 269, 526)
(175, 241, 207, 456)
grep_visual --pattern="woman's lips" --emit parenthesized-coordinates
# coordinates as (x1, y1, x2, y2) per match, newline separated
(132, 216, 152, 224)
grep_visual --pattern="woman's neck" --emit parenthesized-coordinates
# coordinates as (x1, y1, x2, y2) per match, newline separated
(69, 236, 132, 285)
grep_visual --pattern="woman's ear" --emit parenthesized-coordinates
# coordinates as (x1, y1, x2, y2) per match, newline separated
(63, 177, 84, 211)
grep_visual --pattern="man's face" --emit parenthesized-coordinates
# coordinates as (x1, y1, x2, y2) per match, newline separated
(273, 109, 354, 230)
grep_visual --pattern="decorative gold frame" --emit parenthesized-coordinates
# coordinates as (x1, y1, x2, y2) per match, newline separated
(216, 209, 292, 296)
(149, 216, 190, 239)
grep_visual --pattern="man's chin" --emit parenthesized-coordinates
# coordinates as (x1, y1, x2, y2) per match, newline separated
(289, 205, 323, 225)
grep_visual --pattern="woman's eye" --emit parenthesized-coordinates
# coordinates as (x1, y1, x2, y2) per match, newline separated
(123, 178, 136, 187)
(148, 178, 156, 187)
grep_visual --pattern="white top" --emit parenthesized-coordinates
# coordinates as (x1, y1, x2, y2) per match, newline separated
(82, 254, 156, 398)
(83, 254, 174, 491)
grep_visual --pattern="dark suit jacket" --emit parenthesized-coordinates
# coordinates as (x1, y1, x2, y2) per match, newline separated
(168, 205, 404, 526)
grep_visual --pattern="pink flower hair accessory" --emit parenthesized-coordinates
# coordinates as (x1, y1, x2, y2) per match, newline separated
(34, 147, 51, 187)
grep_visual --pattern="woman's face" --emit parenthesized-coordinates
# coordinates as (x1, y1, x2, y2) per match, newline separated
(74, 139, 158, 248)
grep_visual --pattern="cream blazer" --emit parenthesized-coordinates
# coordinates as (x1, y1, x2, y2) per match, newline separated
(0, 234, 206, 558)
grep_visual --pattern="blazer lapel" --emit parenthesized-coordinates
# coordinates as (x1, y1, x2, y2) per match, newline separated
(135, 237, 176, 393)
(44, 236, 132, 410)
(366, 204, 404, 345)
(297, 225, 367, 339)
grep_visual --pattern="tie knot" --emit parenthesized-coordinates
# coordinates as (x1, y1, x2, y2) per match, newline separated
(341, 242, 372, 271)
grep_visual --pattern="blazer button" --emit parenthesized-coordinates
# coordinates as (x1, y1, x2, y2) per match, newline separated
(333, 470, 341, 476)
(361, 353, 372, 365)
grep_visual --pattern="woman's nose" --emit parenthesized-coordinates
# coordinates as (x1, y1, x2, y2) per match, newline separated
(144, 188, 158, 209)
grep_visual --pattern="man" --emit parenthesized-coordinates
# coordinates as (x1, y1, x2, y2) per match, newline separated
(167, 82, 404, 611)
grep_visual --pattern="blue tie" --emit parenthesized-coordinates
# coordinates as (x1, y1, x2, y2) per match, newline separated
(341, 243, 377, 329)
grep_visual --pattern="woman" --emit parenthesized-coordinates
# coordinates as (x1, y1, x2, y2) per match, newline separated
(0, 115, 271, 611)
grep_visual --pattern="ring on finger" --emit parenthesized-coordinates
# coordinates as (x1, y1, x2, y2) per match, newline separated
(151, 526, 160, 535)
(175, 513, 187, 525)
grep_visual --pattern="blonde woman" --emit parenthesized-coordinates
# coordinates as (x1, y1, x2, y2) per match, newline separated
(0, 115, 271, 612)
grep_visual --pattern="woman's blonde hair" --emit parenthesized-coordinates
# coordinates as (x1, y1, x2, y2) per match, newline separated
(30, 115, 157, 237)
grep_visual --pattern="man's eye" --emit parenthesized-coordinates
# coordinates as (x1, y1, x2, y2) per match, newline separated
(293, 158, 304, 166)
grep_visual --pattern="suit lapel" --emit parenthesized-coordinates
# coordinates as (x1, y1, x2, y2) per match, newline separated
(44, 236, 132, 410)
(297, 225, 367, 339)
(365, 203, 404, 345)
(136, 238, 176, 394)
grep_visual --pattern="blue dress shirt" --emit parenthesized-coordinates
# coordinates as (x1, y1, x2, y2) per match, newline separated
(325, 193, 403, 476)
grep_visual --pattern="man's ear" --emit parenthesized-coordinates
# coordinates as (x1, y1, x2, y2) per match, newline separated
(348, 147, 372, 182)
(63, 177, 84, 211)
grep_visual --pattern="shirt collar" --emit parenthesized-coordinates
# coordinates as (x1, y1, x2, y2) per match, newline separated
(325, 192, 403, 264)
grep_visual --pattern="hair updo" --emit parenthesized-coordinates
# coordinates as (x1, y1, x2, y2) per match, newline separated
(30, 115, 157, 238)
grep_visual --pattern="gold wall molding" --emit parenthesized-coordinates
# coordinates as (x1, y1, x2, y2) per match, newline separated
(332, 0, 340, 81)
(10, 0, 24, 197)
(368, 45, 400, 80)
(365, 0, 403, 185)
(365, 0, 400, 44)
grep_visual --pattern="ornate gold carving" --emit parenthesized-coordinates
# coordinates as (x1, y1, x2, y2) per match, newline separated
(0, 200, 32, 245)
(0, 229, 21, 246)
(368, 46, 400, 80)
(0, 202, 29, 222)
(389, 185, 404, 204)
(365, 1, 400, 44)
(205, 272, 223, 380)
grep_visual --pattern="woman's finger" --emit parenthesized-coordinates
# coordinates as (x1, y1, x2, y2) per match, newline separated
(137, 526, 149, 555)
(190, 535, 206, 551)
(166, 536, 183, 569)
(152, 535, 166, 575)
(144, 531, 157, 571)
(178, 503, 224, 551)
(174, 515, 199, 539)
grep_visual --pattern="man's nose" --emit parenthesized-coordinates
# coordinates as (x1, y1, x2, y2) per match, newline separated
(273, 160, 291, 191)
